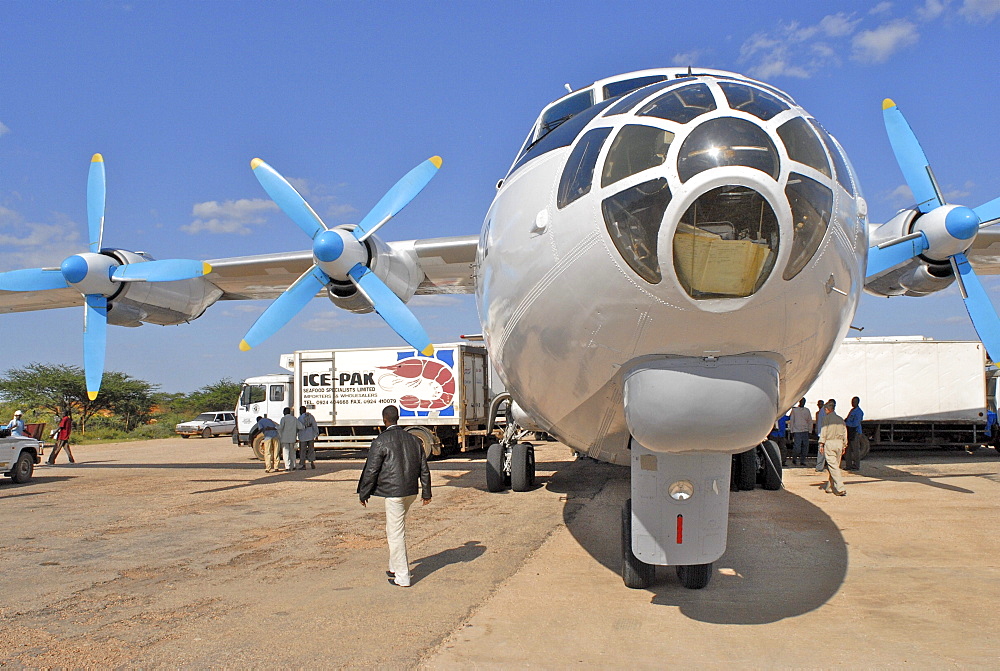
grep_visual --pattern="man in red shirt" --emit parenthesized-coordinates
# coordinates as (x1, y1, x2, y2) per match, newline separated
(47, 411, 75, 464)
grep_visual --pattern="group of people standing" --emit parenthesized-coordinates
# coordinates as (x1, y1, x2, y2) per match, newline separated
(775, 396, 864, 496)
(253, 406, 319, 472)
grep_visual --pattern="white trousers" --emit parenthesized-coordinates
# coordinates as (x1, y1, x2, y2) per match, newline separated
(385, 495, 417, 586)
(281, 443, 296, 470)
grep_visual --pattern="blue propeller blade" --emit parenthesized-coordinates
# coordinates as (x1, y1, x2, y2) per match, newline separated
(0, 268, 69, 292)
(952, 253, 1000, 361)
(87, 154, 106, 253)
(250, 158, 326, 240)
(239, 265, 330, 351)
(112, 259, 212, 283)
(353, 156, 442, 242)
(883, 99, 942, 214)
(348, 264, 434, 356)
(975, 195, 1000, 226)
(83, 294, 108, 400)
(866, 232, 929, 277)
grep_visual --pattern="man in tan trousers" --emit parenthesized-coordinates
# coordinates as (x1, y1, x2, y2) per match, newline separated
(818, 399, 848, 496)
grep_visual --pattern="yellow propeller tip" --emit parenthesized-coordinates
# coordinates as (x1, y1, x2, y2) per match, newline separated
(202, 262, 213, 274)
(87, 391, 99, 401)
(429, 156, 443, 169)
(239, 340, 252, 352)
(250, 158, 264, 170)
(91, 153, 104, 163)
(420, 345, 435, 356)
(882, 98, 896, 110)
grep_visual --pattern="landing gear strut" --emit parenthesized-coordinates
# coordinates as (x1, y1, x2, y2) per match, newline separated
(485, 414, 536, 493)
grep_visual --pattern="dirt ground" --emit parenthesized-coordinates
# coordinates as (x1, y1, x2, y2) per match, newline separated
(2, 437, 999, 668)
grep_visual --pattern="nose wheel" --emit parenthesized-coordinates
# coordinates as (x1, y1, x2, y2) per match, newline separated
(485, 440, 535, 492)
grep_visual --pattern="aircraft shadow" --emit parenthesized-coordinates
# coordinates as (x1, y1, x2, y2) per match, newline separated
(545, 457, 848, 624)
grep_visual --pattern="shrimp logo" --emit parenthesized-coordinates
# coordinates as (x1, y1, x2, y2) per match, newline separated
(378, 356, 456, 411)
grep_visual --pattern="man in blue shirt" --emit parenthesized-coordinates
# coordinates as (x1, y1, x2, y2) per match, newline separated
(845, 396, 864, 471)
(255, 415, 280, 473)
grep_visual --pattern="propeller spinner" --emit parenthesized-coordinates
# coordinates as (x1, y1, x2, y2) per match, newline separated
(0, 154, 212, 399)
(238, 157, 441, 356)
(867, 100, 1000, 359)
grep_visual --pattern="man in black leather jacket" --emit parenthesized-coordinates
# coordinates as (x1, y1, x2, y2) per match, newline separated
(358, 405, 432, 587)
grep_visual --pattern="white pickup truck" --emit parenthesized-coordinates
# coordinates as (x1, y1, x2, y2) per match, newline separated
(0, 429, 40, 484)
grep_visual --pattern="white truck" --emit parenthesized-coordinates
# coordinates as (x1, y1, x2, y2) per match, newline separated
(803, 337, 995, 450)
(0, 431, 41, 484)
(234, 342, 497, 459)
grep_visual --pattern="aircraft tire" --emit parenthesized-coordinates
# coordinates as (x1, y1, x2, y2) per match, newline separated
(510, 442, 535, 491)
(11, 451, 34, 484)
(676, 563, 713, 589)
(761, 440, 782, 491)
(737, 448, 757, 491)
(486, 441, 506, 492)
(621, 499, 654, 589)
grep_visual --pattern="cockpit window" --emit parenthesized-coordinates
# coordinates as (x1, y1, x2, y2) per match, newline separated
(603, 74, 669, 99)
(508, 98, 615, 177)
(718, 82, 789, 121)
(783, 173, 833, 280)
(601, 125, 674, 188)
(677, 117, 779, 183)
(638, 83, 717, 124)
(673, 186, 779, 298)
(809, 119, 855, 196)
(602, 178, 672, 284)
(537, 90, 595, 143)
(695, 74, 797, 105)
(603, 79, 692, 117)
(777, 117, 831, 177)
(558, 126, 613, 209)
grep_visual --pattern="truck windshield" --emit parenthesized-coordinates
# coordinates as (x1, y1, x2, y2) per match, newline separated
(240, 384, 265, 406)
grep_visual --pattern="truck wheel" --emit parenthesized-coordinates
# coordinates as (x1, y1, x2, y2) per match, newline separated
(737, 448, 756, 491)
(622, 499, 654, 589)
(676, 563, 713, 589)
(510, 442, 535, 491)
(405, 426, 438, 459)
(486, 441, 506, 492)
(251, 433, 265, 460)
(202, 428, 212, 439)
(181, 434, 190, 439)
(760, 440, 782, 491)
(10, 451, 34, 484)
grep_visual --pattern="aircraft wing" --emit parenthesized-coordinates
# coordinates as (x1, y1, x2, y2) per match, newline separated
(206, 235, 478, 301)
(966, 228, 1000, 276)
(0, 287, 83, 314)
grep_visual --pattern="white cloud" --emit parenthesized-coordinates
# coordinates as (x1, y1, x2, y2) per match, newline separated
(870, 2, 894, 14)
(182, 198, 278, 235)
(739, 13, 860, 79)
(283, 176, 358, 225)
(300, 311, 383, 332)
(0, 121, 9, 138)
(671, 50, 706, 66)
(408, 294, 463, 307)
(886, 183, 914, 205)
(960, 0, 1000, 21)
(851, 19, 920, 63)
(0, 206, 81, 271)
(917, 0, 950, 20)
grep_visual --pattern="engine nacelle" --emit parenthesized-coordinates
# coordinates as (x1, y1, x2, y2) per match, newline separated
(325, 234, 425, 315)
(865, 210, 957, 297)
(103, 250, 223, 325)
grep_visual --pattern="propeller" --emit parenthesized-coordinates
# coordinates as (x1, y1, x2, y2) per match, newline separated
(867, 100, 1000, 359)
(0, 154, 212, 399)
(239, 157, 441, 356)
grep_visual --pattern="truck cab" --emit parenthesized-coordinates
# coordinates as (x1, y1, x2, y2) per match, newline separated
(1, 430, 41, 484)
(233, 373, 293, 453)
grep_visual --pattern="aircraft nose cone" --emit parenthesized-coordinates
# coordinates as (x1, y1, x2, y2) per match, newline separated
(946, 206, 979, 240)
(314, 230, 345, 263)
(61, 255, 89, 284)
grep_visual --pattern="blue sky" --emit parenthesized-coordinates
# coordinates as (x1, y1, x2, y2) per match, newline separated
(2, 0, 999, 393)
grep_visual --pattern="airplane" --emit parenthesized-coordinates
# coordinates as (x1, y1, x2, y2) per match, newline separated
(3, 67, 1000, 590)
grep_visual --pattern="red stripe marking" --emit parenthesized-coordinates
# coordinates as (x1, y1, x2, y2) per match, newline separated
(676, 514, 683, 544)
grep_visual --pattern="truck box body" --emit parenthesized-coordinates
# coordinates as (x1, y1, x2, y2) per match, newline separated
(802, 337, 990, 448)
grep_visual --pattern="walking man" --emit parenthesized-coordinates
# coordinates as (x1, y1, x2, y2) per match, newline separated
(814, 399, 826, 472)
(844, 396, 864, 471)
(788, 398, 812, 467)
(297, 406, 318, 469)
(47, 411, 75, 464)
(818, 400, 848, 496)
(255, 415, 280, 473)
(357, 405, 431, 587)
(277, 407, 302, 473)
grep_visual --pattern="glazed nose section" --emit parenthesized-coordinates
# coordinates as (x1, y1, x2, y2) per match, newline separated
(623, 355, 779, 453)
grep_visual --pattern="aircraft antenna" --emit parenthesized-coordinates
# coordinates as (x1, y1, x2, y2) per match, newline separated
(564, 83, 572, 93)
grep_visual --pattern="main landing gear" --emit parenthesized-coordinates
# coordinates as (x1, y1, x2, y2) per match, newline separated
(485, 420, 536, 493)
